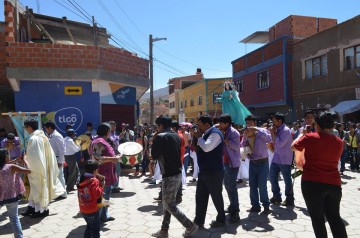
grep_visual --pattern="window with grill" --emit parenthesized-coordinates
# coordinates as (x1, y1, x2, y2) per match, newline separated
(305, 54, 327, 79)
(344, 45, 360, 70)
(257, 70, 269, 89)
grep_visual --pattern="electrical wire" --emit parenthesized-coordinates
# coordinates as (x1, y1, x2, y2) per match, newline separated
(65, 0, 92, 22)
(112, 0, 147, 38)
(96, 0, 147, 56)
(53, 0, 92, 23)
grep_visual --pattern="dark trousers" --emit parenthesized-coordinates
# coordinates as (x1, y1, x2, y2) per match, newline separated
(65, 154, 80, 192)
(348, 148, 359, 171)
(194, 170, 225, 225)
(82, 211, 100, 238)
(301, 181, 347, 238)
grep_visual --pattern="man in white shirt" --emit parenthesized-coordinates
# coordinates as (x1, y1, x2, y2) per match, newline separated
(44, 121, 67, 199)
(192, 115, 226, 228)
(64, 129, 82, 193)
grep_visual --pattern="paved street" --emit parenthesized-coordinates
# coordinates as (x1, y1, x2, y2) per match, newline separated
(1, 168, 360, 238)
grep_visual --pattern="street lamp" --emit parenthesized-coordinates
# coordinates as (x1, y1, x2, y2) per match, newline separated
(149, 34, 167, 125)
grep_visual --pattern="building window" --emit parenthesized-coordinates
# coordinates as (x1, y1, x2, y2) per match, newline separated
(180, 101, 183, 109)
(257, 70, 269, 89)
(305, 54, 327, 79)
(190, 98, 194, 107)
(235, 80, 243, 93)
(198, 96, 202, 105)
(344, 45, 360, 70)
(184, 100, 187, 108)
(169, 102, 175, 109)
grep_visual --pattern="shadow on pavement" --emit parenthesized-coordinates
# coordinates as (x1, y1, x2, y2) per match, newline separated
(66, 225, 110, 238)
(341, 174, 355, 180)
(241, 213, 274, 232)
(111, 191, 136, 198)
(270, 205, 297, 220)
(137, 205, 158, 213)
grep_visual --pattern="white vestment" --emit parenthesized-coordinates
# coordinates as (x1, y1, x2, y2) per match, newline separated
(26, 130, 65, 212)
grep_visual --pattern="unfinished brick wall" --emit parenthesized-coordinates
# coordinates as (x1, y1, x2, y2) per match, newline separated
(5, 42, 149, 78)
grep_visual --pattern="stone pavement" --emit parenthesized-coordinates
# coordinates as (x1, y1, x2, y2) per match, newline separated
(1, 168, 360, 238)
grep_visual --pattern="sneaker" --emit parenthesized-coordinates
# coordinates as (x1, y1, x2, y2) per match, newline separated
(152, 229, 169, 238)
(246, 207, 261, 213)
(183, 223, 198, 237)
(270, 197, 282, 204)
(237, 179, 243, 183)
(209, 220, 225, 228)
(148, 180, 156, 185)
(189, 178, 197, 183)
(281, 200, 294, 207)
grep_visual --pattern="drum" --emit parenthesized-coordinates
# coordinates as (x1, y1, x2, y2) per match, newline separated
(75, 134, 91, 151)
(118, 142, 143, 166)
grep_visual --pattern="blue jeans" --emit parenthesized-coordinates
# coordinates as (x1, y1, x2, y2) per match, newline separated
(249, 160, 270, 209)
(269, 162, 294, 201)
(223, 164, 239, 213)
(82, 211, 100, 238)
(100, 185, 111, 221)
(4, 201, 23, 238)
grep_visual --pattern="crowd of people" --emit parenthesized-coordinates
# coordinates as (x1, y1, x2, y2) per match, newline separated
(0, 109, 358, 238)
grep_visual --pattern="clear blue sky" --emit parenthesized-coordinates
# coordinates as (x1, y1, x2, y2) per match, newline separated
(2, 0, 360, 89)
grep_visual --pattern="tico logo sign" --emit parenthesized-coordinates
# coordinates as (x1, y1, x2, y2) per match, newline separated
(54, 107, 83, 133)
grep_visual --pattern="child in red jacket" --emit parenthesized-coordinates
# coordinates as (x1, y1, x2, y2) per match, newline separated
(78, 160, 104, 238)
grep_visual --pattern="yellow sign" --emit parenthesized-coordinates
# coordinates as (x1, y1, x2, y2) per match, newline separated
(64, 86, 82, 95)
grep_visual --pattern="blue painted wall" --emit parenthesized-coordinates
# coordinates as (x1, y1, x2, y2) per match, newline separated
(15, 81, 100, 135)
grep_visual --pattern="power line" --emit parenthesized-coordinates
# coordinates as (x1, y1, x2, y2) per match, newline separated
(154, 64, 182, 77)
(68, 0, 92, 19)
(112, 0, 147, 38)
(65, 0, 92, 22)
(96, 0, 146, 56)
(53, 0, 91, 23)
(154, 45, 231, 73)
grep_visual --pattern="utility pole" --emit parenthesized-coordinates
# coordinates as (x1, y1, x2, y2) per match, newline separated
(149, 34, 154, 125)
(149, 34, 166, 125)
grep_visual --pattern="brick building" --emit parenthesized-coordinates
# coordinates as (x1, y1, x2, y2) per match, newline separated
(292, 15, 360, 122)
(0, 0, 148, 133)
(232, 15, 337, 122)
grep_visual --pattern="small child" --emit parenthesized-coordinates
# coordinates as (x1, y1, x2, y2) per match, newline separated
(0, 148, 31, 238)
(77, 160, 104, 238)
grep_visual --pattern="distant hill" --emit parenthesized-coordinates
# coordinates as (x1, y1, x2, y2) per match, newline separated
(140, 86, 169, 102)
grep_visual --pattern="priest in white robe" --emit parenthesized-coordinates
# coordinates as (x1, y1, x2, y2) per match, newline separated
(21, 119, 65, 218)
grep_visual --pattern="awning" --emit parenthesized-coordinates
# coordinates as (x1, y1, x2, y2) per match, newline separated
(331, 100, 360, 116)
